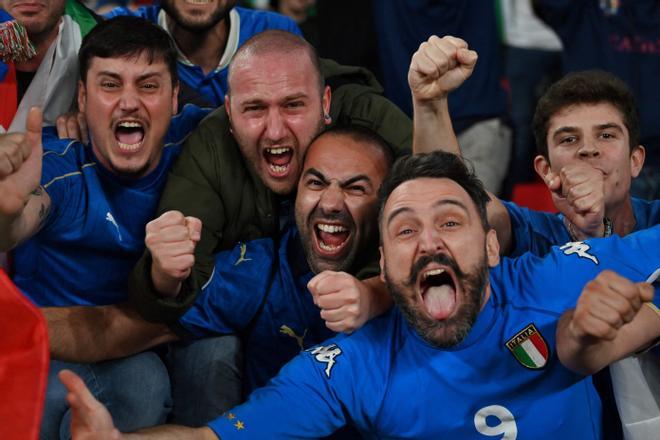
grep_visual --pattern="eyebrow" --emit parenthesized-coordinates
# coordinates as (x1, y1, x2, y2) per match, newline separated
(595, 122, 624, 132)
(239, 92, 309, 107)
(303, 168, 373, 187)
(552, 122, 625, 138)
(385, 198, 469, 227)
(97, 71, 163, 82)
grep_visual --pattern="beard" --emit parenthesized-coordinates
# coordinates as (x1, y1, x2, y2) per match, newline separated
(161, 0, 233, 32)
(385, 252, 489, 348)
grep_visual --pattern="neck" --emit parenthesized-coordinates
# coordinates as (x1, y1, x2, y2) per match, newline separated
(606, 196, 637, 236)
(166, 14, 229, 75)
(15, 21, 61, 72)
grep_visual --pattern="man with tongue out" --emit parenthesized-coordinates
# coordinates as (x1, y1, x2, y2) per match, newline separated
(60, 150, 660, 439)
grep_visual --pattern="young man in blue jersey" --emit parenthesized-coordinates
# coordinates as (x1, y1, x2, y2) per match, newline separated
(0, 16, 220, 437)
(410, 35, 660, 437)
(59, 150, 660, 439)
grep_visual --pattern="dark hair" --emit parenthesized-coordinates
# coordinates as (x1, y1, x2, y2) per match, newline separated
(227, 29, 324, 94)
(78, 16, 178, 86)
(533, 70, 640, 158)
(378, 151, 491, 232)
(312, 125, 394, 170)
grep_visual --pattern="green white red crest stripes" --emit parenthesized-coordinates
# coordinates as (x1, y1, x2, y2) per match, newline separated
(505, 323, 549, 369)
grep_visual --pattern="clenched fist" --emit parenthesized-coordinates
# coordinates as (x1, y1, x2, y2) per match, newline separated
(146, 210, 202, 297)
(408, 35, 478, 102)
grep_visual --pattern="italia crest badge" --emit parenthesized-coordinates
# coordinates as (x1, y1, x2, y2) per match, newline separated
(506, 323, 549, 369)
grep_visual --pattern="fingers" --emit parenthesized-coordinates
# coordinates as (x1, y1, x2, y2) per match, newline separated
(56, 111, 89, 144)
(25, 107, 43, 155)
(308, 271, 366, 334)
(185, 216, 202, 242)
(572, 271, 652, 342)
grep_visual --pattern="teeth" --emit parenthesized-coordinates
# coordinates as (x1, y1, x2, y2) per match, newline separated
(319, 241, 340, 251)
(266, 147, 291, 155)
(118, 141, 141, 151)
(422, 268, 445, 280)
(185, 0, 212, 4)
(118, 121, 142, 128)
(317, 224, 347, 233)
(269, 163, 288, 173)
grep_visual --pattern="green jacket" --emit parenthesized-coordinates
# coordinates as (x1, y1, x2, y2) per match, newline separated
(129, 59, 412, 323)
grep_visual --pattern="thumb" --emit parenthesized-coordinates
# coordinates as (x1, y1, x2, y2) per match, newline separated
(638, 282, 655, 304)
(25, 107, 43, 155)
(184, 216, 202, 242)
(457, 48, 478, 71)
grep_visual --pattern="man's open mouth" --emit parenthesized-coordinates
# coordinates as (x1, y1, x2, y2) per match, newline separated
(419, 267, 458, 320)
(115, 121, 145, 153)
(263, 147, 293, 177)
(313, 222, 351, 256)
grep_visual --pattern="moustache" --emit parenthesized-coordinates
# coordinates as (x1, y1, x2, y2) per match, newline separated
(308, 207, 354, 230)
(406, 253, 465, 287)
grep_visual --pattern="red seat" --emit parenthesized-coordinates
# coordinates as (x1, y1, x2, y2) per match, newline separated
(0, 269, 49, 440)
(510, 181, 557, 213)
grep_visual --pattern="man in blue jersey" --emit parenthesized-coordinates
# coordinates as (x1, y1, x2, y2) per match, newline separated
(59, 150, 660, 438)
(104, 0, 302, 108)
(45, 125, 392, 395)
(0, 16, 215, 437)
(410, 35, 660, 436)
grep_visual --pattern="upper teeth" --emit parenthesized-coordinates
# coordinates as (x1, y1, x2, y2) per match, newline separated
(317, 224, 346, 233)
(422, 269, 445, 280)
(118, 121, 142, 128)
(266, 147, 290, 155)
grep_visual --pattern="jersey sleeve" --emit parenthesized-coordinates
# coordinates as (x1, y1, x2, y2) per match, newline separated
(176, 238, 277, 337)
(207, 341, 353, 439)
(502, 200, 570, 257)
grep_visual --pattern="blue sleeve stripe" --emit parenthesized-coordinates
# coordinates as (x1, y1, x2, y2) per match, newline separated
(43, 163, 96, 189)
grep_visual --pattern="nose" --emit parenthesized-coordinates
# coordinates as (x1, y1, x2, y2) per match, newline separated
(578, 139, 601, 159)
(418, 226, 446, 256)
(264, 108, 286, 142)
(118, 86, 139, 112)
(318, 183, 345, 214)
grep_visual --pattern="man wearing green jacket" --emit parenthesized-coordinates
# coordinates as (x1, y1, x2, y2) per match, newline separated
(129, 30, 413, 325)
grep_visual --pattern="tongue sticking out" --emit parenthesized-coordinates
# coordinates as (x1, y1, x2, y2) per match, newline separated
(318, 230, 349, 248)
(423, 285, 456, 320)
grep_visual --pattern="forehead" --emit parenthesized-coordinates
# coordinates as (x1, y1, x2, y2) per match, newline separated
(303, 135, 388, 183)
(86, 53, 170, 79)
(229, 50, 318, 98)
(384, 177, 477, 219)
(548, 102, 627, 135)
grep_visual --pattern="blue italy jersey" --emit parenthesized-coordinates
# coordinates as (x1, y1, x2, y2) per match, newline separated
(503, 198, 660, 257)
(12, 105, 210, 306)
(177, 225, 334, 394)
(106, 6, 302, 108)
(208, 226, 660, 439)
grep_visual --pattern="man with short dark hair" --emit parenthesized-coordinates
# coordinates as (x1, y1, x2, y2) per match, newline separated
(0, 16, 208, 437)
(60, 150, 660, 439)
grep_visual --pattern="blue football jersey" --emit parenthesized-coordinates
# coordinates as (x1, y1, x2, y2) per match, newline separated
(208, 226, 660, 439)
(177, 225, 334, 393)
(13, 105, 210, 306)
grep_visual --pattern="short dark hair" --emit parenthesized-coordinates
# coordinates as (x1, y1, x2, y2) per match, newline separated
(311, 125, 394, 170)
(378, 152, 491, 232)
(78, 16, 178, 86)
(227, 29, 324, 95)
(533, 70, 640, 158)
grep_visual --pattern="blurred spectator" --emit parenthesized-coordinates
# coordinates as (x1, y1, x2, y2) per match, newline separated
(374, 0, 511, 195)
(534, 0, 660, 200)
(271, 0, 319, 47)
(501, 0, 562, 185)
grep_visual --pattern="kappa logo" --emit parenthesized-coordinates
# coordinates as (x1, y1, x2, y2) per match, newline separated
(506, 323, 549, 370)
(307, 344, 342, 378)
(234, 243, 252, 266)
(560, 241, 598, 265)
(280, 325, 307, 350)
(105, 212, 122, 242)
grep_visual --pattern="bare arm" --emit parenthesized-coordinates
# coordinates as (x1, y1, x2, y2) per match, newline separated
(60, 369, 218, 440)
(556, 271, 659, 375)
(0, 107, 49, 251)
(45, 303, 178, 363)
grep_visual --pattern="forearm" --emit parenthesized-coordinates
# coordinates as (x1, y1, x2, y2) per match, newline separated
(0, 187, 49, 251)
(45, 304, 177, 363)
(362, 276, 394, 319)
(124, 426, 217, 439)
(412, 97, 461, 155)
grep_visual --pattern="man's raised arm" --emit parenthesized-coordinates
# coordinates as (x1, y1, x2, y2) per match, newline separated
(557, 270, 660, 375)
(0, 107, 50, 251)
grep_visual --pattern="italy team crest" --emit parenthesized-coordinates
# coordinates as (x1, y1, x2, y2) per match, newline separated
(506, 323, 549, 369)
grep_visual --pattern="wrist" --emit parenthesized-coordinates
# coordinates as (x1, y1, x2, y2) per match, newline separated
(150, 264, 183, 298)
